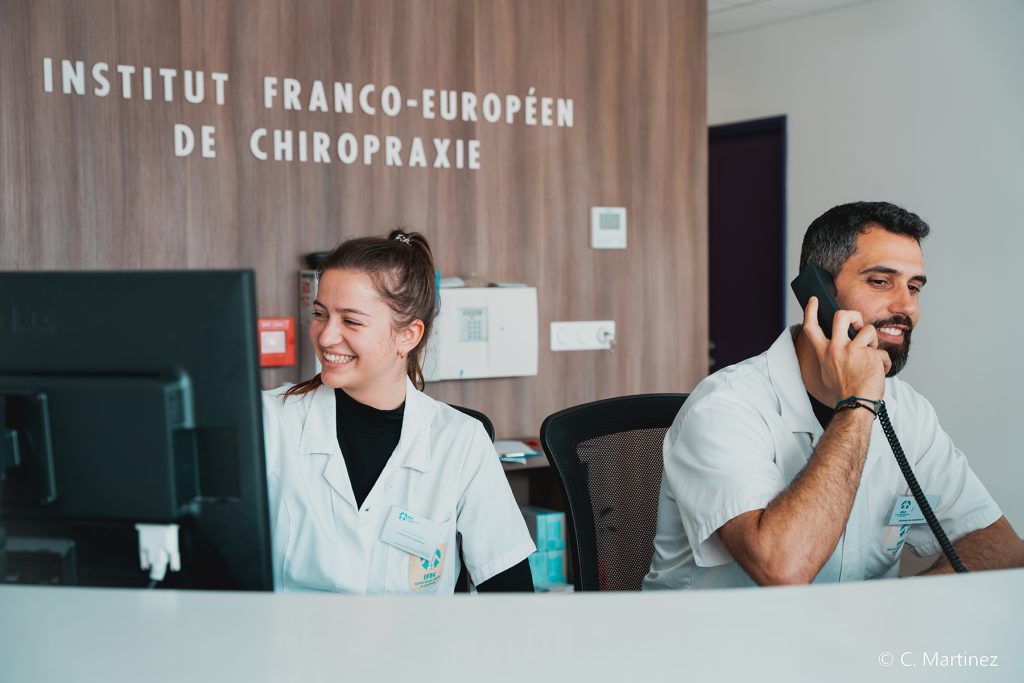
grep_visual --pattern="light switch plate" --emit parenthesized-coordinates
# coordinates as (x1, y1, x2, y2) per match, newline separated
(550, 320, 616, 351)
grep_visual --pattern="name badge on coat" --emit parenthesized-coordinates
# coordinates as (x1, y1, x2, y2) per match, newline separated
(887, 495, 940, 526)
(380, 506, 445, 560)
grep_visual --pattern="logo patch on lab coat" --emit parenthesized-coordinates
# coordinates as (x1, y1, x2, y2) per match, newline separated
(882, 524, 909, 555)
(409, 543, 447, 592)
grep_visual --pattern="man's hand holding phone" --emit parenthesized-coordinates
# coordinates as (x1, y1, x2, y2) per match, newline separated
(802, 296, 891, 405)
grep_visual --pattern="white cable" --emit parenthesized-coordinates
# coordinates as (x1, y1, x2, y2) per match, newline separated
(134, 523, 181, 583)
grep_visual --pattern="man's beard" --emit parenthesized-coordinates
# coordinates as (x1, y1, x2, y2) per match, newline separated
(875, 315, 914, 377)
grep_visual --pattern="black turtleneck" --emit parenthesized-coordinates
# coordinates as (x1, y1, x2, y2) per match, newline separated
(809, 393, 834, 430)
(334, 388, 404, 508)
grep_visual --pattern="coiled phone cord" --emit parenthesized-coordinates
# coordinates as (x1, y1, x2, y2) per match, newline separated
(877, 401, 969, 573)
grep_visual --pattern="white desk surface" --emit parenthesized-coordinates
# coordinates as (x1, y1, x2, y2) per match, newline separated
(2, 568, 1022, 683)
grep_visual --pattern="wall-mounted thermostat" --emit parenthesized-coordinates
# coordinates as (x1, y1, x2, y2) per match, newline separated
(591, 206, 627, 249)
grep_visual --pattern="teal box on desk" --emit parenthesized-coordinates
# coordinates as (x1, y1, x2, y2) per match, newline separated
(520, 506, 565, 551)
(528, 549, 567, 587)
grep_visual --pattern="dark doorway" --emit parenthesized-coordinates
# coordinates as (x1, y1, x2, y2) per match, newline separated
(708, 116, 787, 371)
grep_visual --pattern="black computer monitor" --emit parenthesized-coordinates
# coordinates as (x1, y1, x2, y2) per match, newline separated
(0, 270, 272, 590)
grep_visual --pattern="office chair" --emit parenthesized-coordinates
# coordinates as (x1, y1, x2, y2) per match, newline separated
(540, 394, 687, 591)
(448, 404, 496, 442)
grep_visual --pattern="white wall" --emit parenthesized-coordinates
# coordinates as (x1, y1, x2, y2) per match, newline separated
(709, 0, 1024, 530)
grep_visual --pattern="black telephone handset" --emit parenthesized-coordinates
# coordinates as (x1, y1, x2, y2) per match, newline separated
(790, 264, 857, 340)
(790, 266, 968, 573)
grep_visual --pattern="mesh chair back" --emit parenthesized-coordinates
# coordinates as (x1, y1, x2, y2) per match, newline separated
(540, 394, 687, 591)
(448, 404, 496, 442)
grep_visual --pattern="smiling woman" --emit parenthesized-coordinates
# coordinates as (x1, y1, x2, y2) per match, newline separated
(286, 229, 438, 401)
(262, 230, 535, 595)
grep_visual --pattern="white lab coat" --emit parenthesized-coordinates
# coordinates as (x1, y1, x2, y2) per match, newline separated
(263, 378, 535, 594)
(644, 327, 1002, 589)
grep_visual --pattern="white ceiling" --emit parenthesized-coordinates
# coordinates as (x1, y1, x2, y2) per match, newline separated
(709, 0, 877, 37)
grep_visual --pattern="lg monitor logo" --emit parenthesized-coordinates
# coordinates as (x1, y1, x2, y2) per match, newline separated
(0, 305, 57, 335)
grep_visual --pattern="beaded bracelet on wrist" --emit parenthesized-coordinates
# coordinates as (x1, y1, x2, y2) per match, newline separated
(833, 396, 881, 419)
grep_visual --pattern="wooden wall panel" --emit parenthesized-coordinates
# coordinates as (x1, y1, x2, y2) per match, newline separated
(0, 0, 707, 438)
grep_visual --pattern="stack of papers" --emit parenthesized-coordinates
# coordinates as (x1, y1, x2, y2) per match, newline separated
(495, 439, 543, 463)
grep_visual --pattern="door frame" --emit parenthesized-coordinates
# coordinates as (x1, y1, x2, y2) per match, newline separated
(709, 114, 788, 333)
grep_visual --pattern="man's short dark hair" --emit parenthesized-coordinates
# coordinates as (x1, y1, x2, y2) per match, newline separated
(799, 202, 931, 275)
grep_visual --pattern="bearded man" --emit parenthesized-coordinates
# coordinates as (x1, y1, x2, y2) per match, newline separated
(644, 202, 1024, 589)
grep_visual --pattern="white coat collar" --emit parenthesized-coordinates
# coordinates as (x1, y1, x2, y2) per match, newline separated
(298, 378, 434, 511)
(766, 326, 820, 437)
(297, 384, 343, 458)
(297, 377, 434, 473)
(392, 377, 433, 473)
(766, 325, 899, 437)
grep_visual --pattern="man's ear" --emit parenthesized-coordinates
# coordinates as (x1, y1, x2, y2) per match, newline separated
(397, 319, 425, 354)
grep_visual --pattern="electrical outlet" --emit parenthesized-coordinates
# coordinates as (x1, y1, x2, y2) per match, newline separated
(550, 321, 616, 351)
